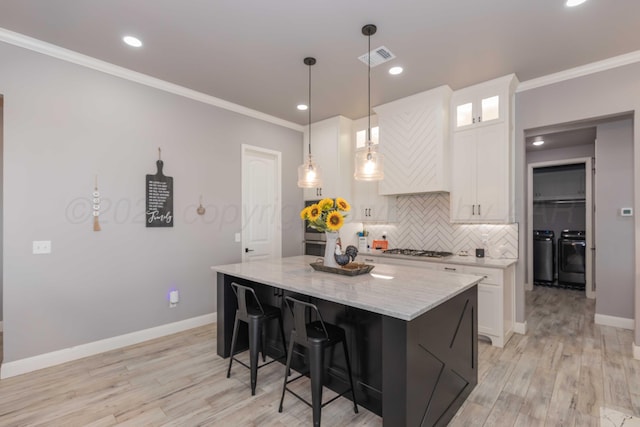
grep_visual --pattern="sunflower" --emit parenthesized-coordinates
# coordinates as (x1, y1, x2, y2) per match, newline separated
(299, 206, 309, 220)
(318, 198, 334, 210)
(335, 197, 350, 212)
(326, 211, 344, 231)
(307, 204, 321, 221)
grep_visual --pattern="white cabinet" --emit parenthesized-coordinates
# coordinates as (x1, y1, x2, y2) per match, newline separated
(352, 181, 397, 222)
(451, 125, 510, 222)
(450, 74, 518, 223)
(303, 116, 353, 201)
(452, 76, 508, 130)
(533, 166, 586, 201)
(357, 254, 515, 348)
(373, 86, 452, 195)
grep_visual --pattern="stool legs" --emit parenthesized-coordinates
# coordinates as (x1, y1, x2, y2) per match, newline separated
(279, 337, 296, 412)
(309, 344, 325, 427)
(248, 318, 261, 396)
(226, 316, 240, 378)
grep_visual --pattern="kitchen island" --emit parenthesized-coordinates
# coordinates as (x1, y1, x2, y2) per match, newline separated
(212, 255, 482, 426)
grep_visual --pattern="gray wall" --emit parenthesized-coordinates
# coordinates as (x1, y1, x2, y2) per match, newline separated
(0, 96, 3, 323)
(0, 41, 303, 362)
(595, 119, 634, 318)
(515, 62, 640, 344)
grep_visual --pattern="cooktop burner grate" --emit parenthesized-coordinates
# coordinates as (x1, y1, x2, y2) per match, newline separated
(382, 248, 453, 258)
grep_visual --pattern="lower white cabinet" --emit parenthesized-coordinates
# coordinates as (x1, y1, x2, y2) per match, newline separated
(359, 254, 515, 347)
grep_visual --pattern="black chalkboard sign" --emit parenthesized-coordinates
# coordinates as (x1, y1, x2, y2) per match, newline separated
(146, 160, 174, 227)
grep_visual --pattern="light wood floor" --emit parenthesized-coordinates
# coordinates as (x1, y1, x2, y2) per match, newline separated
(0, 286, 638, 426)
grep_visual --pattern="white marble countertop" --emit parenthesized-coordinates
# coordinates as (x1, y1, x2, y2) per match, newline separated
(211, 255, 482, 321)
(361, 251, 518, 269)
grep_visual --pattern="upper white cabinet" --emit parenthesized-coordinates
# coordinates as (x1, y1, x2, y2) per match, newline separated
(452, 77, 508, 131)
(373, 85, 452, 195)
(352, 180, 397, 222)
(450, 74, 519, 223)
(302, 116, 353, 201)
(533, 165, 586, 201)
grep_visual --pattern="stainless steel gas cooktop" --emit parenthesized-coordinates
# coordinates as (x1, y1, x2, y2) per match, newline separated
(382, 248, 453, 258)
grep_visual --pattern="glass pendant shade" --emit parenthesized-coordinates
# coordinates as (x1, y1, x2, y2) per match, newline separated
(297, 56, 322, 188)
(354, 143, 384, 181)
(297, 155, 322, 188)
(354, 24, 384, 181)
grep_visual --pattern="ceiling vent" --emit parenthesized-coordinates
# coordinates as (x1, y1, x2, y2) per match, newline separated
(358, 46, 396, 67)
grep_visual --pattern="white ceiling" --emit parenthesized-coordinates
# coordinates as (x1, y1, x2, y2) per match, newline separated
(1, 1, 640, 126)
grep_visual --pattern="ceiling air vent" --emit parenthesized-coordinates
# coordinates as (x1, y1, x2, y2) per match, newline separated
(358, 46, 396, 68)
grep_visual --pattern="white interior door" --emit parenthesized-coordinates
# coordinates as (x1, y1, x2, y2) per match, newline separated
(241, 145, 282, 262)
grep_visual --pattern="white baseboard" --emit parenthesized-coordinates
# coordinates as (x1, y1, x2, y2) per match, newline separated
(594, 314, 634, 330)
(513, 321, 527, 335)
(0, 313, 216, 379)
(634, 343, 640, 360)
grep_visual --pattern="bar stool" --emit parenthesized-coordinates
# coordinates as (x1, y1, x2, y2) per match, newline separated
(278, 296, 358, 426)
(226, 282, 287, 396)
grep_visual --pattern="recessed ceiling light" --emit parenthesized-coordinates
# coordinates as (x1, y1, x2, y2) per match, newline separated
(123, 36, 142, 47)
(297, 104, 308, 111)
(533, 140, 545, 146)
(389, 66, 403, 75)
(566, 0, 587, 7)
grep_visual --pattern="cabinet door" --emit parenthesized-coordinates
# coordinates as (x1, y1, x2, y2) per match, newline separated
(475, 124, 509, 221)
(450, 129, 477, 221)
(477, 283, 501, 339)
(352, 180, 395, 222)
(452, 76, 510, 131)
(303, 122, 338, 200)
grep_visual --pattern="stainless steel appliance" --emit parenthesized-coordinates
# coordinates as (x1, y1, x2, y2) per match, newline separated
(558, 230, 586, 287)
(303, 200, 326, 256)
(382, 248, 453, 258)
(533, 230, 555, 284)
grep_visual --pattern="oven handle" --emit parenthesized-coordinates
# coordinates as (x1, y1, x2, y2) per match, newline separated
(304, 241, 327, 245)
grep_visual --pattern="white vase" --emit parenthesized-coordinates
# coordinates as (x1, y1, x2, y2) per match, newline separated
(323, 231, 339, 268)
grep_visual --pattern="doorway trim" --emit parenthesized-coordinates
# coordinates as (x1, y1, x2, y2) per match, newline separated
(526, 157, 594, 298)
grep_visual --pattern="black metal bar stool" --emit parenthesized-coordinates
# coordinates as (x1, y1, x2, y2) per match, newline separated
(278, 296, 358, 426)
(226, 282, 287, 395)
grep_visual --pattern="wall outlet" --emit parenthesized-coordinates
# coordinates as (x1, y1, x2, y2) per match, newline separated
(33, 240, 52, 254)
(235, 233, 241, 243)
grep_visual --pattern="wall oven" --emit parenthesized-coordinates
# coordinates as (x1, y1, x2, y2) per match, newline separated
(304, 200, 326, 256)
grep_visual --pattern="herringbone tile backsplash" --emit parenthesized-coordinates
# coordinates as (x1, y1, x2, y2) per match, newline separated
(366, 193, 518, 258)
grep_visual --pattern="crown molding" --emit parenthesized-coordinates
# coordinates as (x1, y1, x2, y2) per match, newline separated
(517, 49, 640, 93)
(0, 27, 303, 132)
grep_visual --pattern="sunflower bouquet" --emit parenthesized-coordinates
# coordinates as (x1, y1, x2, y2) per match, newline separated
(300, 197, 351, 232)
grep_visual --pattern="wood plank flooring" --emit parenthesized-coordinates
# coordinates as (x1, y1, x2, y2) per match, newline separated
(0, 286, 638, 426)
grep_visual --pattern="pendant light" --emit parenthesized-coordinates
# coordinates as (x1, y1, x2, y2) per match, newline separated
(354, 24, 384, 181)
(297, 57, 323, 188)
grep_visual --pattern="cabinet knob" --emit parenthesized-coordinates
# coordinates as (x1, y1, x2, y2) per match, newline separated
(478, 116, 482, 123)
(478, 204, 481, 215)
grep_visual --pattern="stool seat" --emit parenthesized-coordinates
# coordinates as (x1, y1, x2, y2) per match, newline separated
(278, 296, 358, 426)
(302, 321, 344, 343)
(226, 282, 287, 396)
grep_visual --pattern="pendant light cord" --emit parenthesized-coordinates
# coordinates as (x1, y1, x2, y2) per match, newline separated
(367, 30, 371, 145)
(308, 60, 312, 158)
